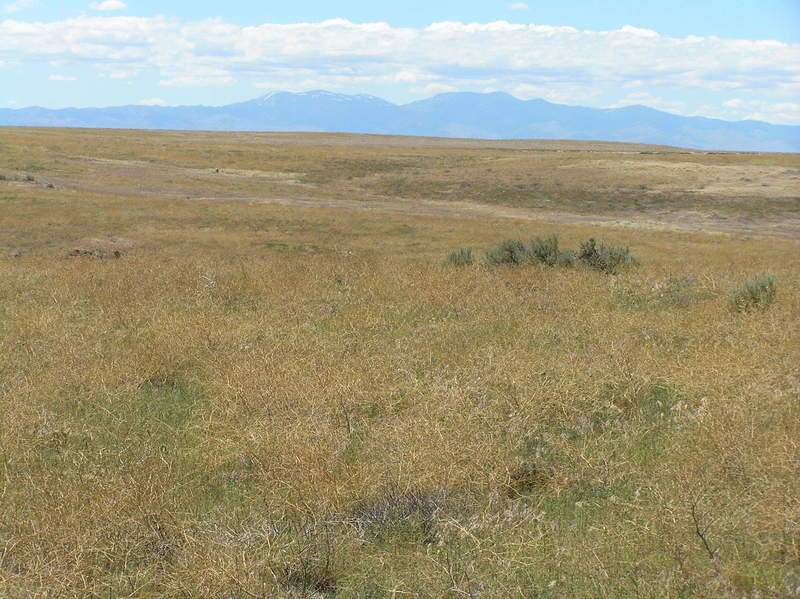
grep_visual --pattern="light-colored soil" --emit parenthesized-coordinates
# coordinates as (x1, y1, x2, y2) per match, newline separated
(555, 158, 800, 199)
(216, 194, 800, 238)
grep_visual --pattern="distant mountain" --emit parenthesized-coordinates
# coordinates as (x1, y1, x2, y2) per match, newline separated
(1, 90, 798, 152)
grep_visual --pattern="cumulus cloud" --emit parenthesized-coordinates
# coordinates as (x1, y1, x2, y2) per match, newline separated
(0, 16, 798, 122)
(508, 2, 529, 10)
(89, 0, 126, 10)
(721, 98, 800, 124)
(4, 0, 34, 13)
(99, 69, 135, 79)
(159, 65, 235, 87)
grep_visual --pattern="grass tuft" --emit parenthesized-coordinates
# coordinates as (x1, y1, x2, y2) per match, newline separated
(348, 488, 445, 544)
(730, 274, 777, 312)
(445, 247, 474, 267)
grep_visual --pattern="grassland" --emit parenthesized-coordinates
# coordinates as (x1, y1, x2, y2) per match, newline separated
(1, 127, 799, 598)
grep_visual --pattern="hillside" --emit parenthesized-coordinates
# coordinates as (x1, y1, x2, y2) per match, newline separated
(1, 90, 798, 152)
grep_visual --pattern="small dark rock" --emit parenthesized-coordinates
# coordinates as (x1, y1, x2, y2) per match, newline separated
(68, 248, 124, 259)
(68, 248, 98, 257)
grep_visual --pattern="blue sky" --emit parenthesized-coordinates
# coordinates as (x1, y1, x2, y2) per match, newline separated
(2, 0, 799, 124)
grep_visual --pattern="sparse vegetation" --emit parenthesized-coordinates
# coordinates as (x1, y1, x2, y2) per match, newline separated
(0, 127, 798, 598)
(612, 275, 712, 311)
(731, 274, 777, 312)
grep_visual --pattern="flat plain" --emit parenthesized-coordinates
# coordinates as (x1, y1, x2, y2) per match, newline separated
(1, 127, 799, 598)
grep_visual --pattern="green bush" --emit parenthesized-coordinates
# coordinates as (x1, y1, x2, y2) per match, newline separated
(528, 234, 574, 267)
(555, 249, 577, 267)
(479, 234, 636, 272)
(484, 239, 529, 266)
(528, 234, 560, 266)
(578, 238, 637, 274)
(731, 274, 776, 312)
(445, 247, 474, 267)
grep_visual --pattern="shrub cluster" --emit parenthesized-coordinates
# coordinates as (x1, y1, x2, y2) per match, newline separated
(730, 274, 777, 312)
(0, 173, 35, 182)
(448, 234, 636, 274)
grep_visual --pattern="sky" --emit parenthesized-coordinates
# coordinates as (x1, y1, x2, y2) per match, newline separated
(1, 1, 799, 125)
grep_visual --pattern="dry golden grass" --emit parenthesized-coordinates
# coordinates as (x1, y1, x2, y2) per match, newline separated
(1, 126, 798, 237)
(1, 128, 799, 598)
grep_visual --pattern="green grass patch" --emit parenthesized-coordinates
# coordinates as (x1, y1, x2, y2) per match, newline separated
(612, 276, 712, 311)
(258, 240, 322, 254)
(730, 274, 777, 312)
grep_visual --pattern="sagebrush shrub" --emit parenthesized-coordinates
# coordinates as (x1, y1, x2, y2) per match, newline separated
(578, 238, 637, 274)
(529, 234, 576, 267)
(555, 249, 577, 267)
(481, 234, 635, 271)
(484, 239, 529, 266)
(731, 274, 776, 312)
(529, 234, 560, 266)
(445, 247, 474, 267)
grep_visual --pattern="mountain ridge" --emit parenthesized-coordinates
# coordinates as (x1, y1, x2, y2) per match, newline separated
(1, 90, 797, 152)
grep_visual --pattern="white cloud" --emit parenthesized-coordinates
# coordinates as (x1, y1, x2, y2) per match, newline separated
(99, 69, 135, 79)
(89, 0, 126, 10)
(413, 82, 457, 95)
(0, 16, 798, 123)
(49, 74, 76, 81)
(159, 65, 234, 87)
(718, 98, 800, 125)
(4, 0, 34, 13)
(139, 97, 169, 106)
(509, 2, 529, 10)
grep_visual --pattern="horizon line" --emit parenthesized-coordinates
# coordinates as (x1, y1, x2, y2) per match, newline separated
(3, 89, 796, 128)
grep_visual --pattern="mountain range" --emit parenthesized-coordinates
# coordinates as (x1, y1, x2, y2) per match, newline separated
(1, 90, 798, 152)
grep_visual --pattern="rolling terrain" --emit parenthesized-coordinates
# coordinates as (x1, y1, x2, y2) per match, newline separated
(1, 90, 799, 152)
(1, 128, 799, 598)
